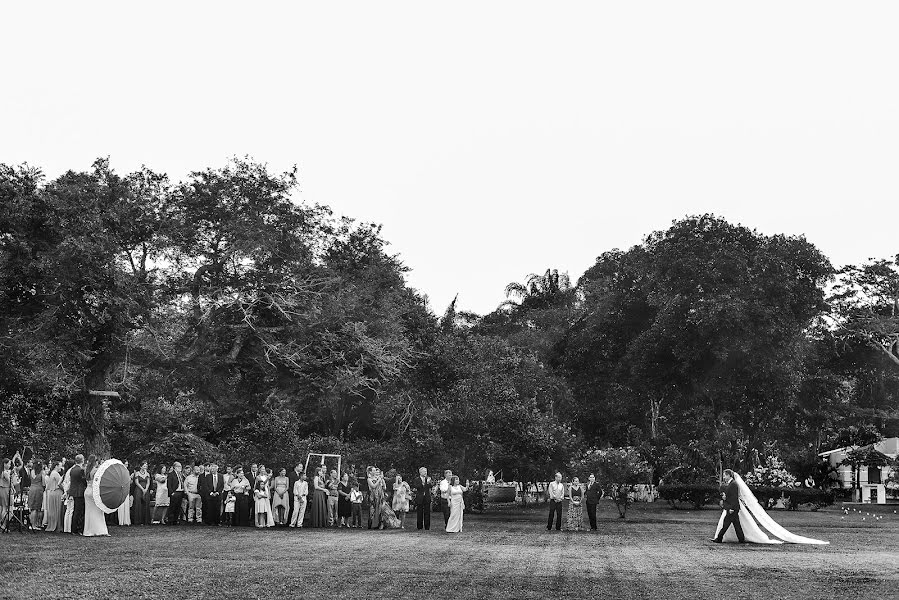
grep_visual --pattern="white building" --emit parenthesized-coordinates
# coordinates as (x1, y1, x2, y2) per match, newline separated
(818, 437, 898, 504)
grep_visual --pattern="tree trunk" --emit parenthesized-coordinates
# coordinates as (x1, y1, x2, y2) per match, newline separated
(81, 349, 116, 458)
(81, 389, 110, 458)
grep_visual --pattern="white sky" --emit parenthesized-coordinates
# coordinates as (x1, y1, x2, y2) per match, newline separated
(2, 2, 898, 315)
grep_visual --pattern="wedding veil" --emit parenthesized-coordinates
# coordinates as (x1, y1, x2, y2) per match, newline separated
(733, 473, 829, 545)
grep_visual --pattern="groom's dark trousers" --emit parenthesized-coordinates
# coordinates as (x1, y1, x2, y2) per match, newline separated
(715, 509, 745, 542)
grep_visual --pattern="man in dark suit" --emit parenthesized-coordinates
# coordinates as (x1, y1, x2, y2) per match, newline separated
(68, 454, 87, 535)
(410, 467, 433, 530)
(585, 473, 602, 531)
(200, 463, 225, 525)
(165, 461, 185, 525)
(712, 469, 745, 543)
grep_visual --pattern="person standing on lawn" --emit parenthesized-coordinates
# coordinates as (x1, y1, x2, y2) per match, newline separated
(68, 454, 87, 535)
(287, 461, 303, 526)
(585, 474, 602, 531)
(546, 472, 565, 531)
(391, 474, 410, 529)
(326, 469, 340, 527)
(290, 472, 308, 527)
(445, 476, 468, 533)
(200, 463, 225, 526)
(438, 470, 453, 526)
(231, 467, 251, 527)
(311, 466, 329, 528)
(165, 461, 185, 525)
(411, 467, 433, 530)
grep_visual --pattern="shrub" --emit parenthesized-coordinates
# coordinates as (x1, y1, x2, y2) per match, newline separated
(658, 484, 721, 509)
(744, 455, 798, 488)
(571, 446, 651, 518)
(751, 486, 835, 511)
(658, 484, 834, 511)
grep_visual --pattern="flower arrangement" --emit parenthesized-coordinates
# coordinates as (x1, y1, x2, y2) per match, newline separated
(743, 455, 798, 488)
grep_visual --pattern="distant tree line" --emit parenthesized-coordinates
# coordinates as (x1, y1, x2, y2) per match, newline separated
(1, 158, 897, 486)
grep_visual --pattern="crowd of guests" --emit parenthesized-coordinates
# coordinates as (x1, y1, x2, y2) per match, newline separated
(1, 455, 479, 535)
(3, 455, 609, 537)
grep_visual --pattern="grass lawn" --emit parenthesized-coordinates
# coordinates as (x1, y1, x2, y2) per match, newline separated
(1, 500, 896, 599)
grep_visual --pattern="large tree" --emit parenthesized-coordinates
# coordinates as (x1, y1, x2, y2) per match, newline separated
(0, 160, 168, 455)
(561, 215, 834, 459)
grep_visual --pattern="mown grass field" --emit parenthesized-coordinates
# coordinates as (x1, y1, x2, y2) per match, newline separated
(1, 500, 896, 599)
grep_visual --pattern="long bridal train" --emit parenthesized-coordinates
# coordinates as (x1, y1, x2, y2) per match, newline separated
(714, 474, 828, 545)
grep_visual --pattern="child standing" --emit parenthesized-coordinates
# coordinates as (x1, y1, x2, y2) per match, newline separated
(254, 479, 274, 528)
(223, 491, 235, 526)
(350, 483, 363, 528)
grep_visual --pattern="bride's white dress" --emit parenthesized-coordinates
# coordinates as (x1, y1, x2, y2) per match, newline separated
(714, 474, 827, 545)
(83, 472, 109, 537)
(445, 485, 465, 533)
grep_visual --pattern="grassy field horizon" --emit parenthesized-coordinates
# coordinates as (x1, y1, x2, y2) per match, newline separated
(1, 500, 896, 599)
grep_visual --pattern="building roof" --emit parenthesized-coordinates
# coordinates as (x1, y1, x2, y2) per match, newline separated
(818, 436, 899, 458)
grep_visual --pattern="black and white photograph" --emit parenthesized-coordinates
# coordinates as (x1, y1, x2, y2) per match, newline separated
(1, 2, 898, 598)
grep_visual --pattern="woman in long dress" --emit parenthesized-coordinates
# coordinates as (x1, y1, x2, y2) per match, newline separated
(132, 462, 151, 525)
(62, 464, 74, 533)
(271, 468, 290, 525)
(337, 473, 352, 527)
(445, 476, 468, 533)
(565, 477, 584, 531)
(28, 461, 46, 528)
(116, 465, 133, 527)
(0, 459, 10, 527)
(153, 465, 169, 524)
(310, 466, 329, 528)
(367, 468, 401, 529)
(367, 467, 385, 529)
(45, 462, 63, 532)
(83, 456, 109, 537)
(391, 474, 411, 529)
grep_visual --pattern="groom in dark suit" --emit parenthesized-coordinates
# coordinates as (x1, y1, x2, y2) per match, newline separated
(68, 454, 87, 535)
(712, 469, 745, 543)
(411, 467, 433, 530)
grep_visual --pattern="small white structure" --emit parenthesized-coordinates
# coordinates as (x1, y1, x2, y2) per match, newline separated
(818, 437, 898, 504)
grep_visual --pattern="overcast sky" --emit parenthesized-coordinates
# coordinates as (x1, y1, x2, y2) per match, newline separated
(3, 2, 898, 315)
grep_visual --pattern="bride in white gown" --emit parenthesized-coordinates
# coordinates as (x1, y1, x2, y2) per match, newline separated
(83, 458, 110, 537)
(714, 473, 827, 545)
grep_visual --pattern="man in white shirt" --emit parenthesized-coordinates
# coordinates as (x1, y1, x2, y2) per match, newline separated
(61, 462, 74, 533)
(184, 466, 202, 524)
(289, 473, 308, 528)
(547, 472, 565, 531)
(439, 470, 452, 526)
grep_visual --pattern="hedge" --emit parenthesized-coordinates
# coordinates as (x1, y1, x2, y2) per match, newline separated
(658, 484, 834, 511)
(658, 484, 720, 509)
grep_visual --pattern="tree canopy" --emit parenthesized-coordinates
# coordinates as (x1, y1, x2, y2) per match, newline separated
(2, 160, 896, 483)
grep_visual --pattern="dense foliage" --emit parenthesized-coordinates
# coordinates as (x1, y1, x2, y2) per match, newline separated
(2, 159, 897, 485)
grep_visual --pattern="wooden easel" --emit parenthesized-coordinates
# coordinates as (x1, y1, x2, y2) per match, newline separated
(303, 453, 342, 478)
